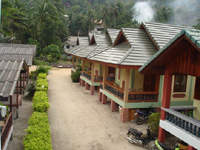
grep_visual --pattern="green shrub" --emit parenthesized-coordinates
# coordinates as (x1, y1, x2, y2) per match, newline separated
(36, 66, 51, 75)
(37, 73, 47, 79)
(148, 112, 161, 136)
(34, 59, 49, 66)
(23, 112, 52, 150)
(36, 78, 48, 92)
(26, 82, 36, 97)
(71, 71, 81, 82)
(33, 91, 49, 112)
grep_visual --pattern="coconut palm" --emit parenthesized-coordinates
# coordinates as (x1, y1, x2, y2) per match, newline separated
(29, 0, 59, 39)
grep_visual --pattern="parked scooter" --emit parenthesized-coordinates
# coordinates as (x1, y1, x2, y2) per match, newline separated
(135, 107, 155, 125)
(126, 128, 155, 149)
(151, 140, 188, 150)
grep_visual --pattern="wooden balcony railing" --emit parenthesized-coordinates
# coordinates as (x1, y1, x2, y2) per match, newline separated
(128, 91, 159, 102)
(100, 83, 103, 90)
(162, 108, 200, 139)
(1, 112, 12, 149)
(94, 75, 103, 82)
(105, 82, 124, 100)
(83, 71, 91, 80)
(107, 75, 115, 82)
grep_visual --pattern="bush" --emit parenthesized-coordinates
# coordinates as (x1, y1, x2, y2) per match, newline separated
(23, 112, 52, 150)
(34, 59, 49, 66)
(42, 44, 60, 62)
(71, 71, 81, 82)
(33, 91, 49, 112)
(36, 78, 48, 91)
(37, 73, 47, 79)
(36, 66, 51, 75)
(26, 82, 36, 97)
(148, 112, 161, 136)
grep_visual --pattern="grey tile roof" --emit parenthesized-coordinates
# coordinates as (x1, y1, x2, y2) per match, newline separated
(139, 29, 200, 72)
(90, 28, 158, 66)
(0, 59, 24, 97)
(106, 28, 120, 44)
(90, 43, 130, 64)
(142, 22, 193, 49)
(73, 45, 97, 58)
(64, 36, 89, 54)
(0, 43, 36, 66)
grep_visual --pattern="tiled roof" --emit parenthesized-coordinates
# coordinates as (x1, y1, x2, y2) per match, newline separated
(139, 29, 200, 72)
(90, 28, 157, 66)
(0, 59, 25, 97)
(142, 22, 193, 49)
(106, 28, 120, 44)
(64, 36, 89, 54)
(0, 44, 36, 66)
(90, 43, 130, 64)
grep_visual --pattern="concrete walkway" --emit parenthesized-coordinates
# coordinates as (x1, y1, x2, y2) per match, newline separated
(48, 68, 147, 150)
(7, 96, 33, 150)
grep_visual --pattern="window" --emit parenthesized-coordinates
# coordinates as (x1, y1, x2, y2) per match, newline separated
(174, 75, 187, 92)
(194, 77, 200, 100)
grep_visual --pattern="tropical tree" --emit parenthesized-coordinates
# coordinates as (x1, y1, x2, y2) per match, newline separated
(155, 7, 173, 23)
(28, 0, 59, 39)
(110, 2, 123, 27)
(86, 9, 95, 32)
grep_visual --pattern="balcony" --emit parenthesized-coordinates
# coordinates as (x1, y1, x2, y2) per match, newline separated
(83, 71, 91, 80)
(105, 82, 124, 100)
(1, 112, 13, 149)
(128, 90, 159, 102)
(160, 107, 200, 149)
(94, 75, 103, 82)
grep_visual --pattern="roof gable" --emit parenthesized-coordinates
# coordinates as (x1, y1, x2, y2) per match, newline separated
(139, 29, 200, 75)
(140, 22, 194, 49)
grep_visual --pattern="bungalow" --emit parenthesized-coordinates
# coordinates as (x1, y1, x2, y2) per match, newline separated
(0, 43, 36, 118)
(89, 22, 195, 123)
(0, 59, 28, 150)
(65, 36, 90, 74)
(139, 29, 200, 150)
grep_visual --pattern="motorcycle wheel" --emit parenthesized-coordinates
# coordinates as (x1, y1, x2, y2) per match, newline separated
(136, 116, 144, 125)
(127, 133, 135, 144)
(147, 141, 158, 150)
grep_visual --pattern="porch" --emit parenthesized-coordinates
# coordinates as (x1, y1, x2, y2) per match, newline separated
(103, 81, 159, 102)
(160, 107, 200, 149)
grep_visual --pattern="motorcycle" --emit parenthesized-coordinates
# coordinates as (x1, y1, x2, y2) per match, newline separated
(151, 139, 188, 150)
(135, 107, 155, 125)
(126, 128, 155, 149)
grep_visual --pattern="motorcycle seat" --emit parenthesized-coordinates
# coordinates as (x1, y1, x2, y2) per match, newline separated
(157, 141, 172, 150)
(129, 128, 143, 136)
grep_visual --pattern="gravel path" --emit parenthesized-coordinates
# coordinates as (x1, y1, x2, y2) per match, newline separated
(48, 68, 147, 150)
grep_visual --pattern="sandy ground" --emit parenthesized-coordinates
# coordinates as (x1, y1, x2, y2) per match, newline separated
(48, 68, 148, 150)
(7, 96, 33, 150)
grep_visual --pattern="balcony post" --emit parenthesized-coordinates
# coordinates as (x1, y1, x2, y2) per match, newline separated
(90, 62, 95, 95)
(102, 65, 108, 89)
(123, 68, 131, 103)
(72, 56, 74, 65)
(76, 57, 78, 70)
(158, 69, 172, 143)
(82, 59, 85, 76)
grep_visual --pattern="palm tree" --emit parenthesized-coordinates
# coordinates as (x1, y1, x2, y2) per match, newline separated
(86, 9, 95, 32)
(110, 2, 123, 27)
(1, 0, 26, 42)
(99, 5, 110, 27)
(29, 0, 59, 39)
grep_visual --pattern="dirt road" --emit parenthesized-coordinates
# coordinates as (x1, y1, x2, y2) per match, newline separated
(48, 68, 147, 150)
